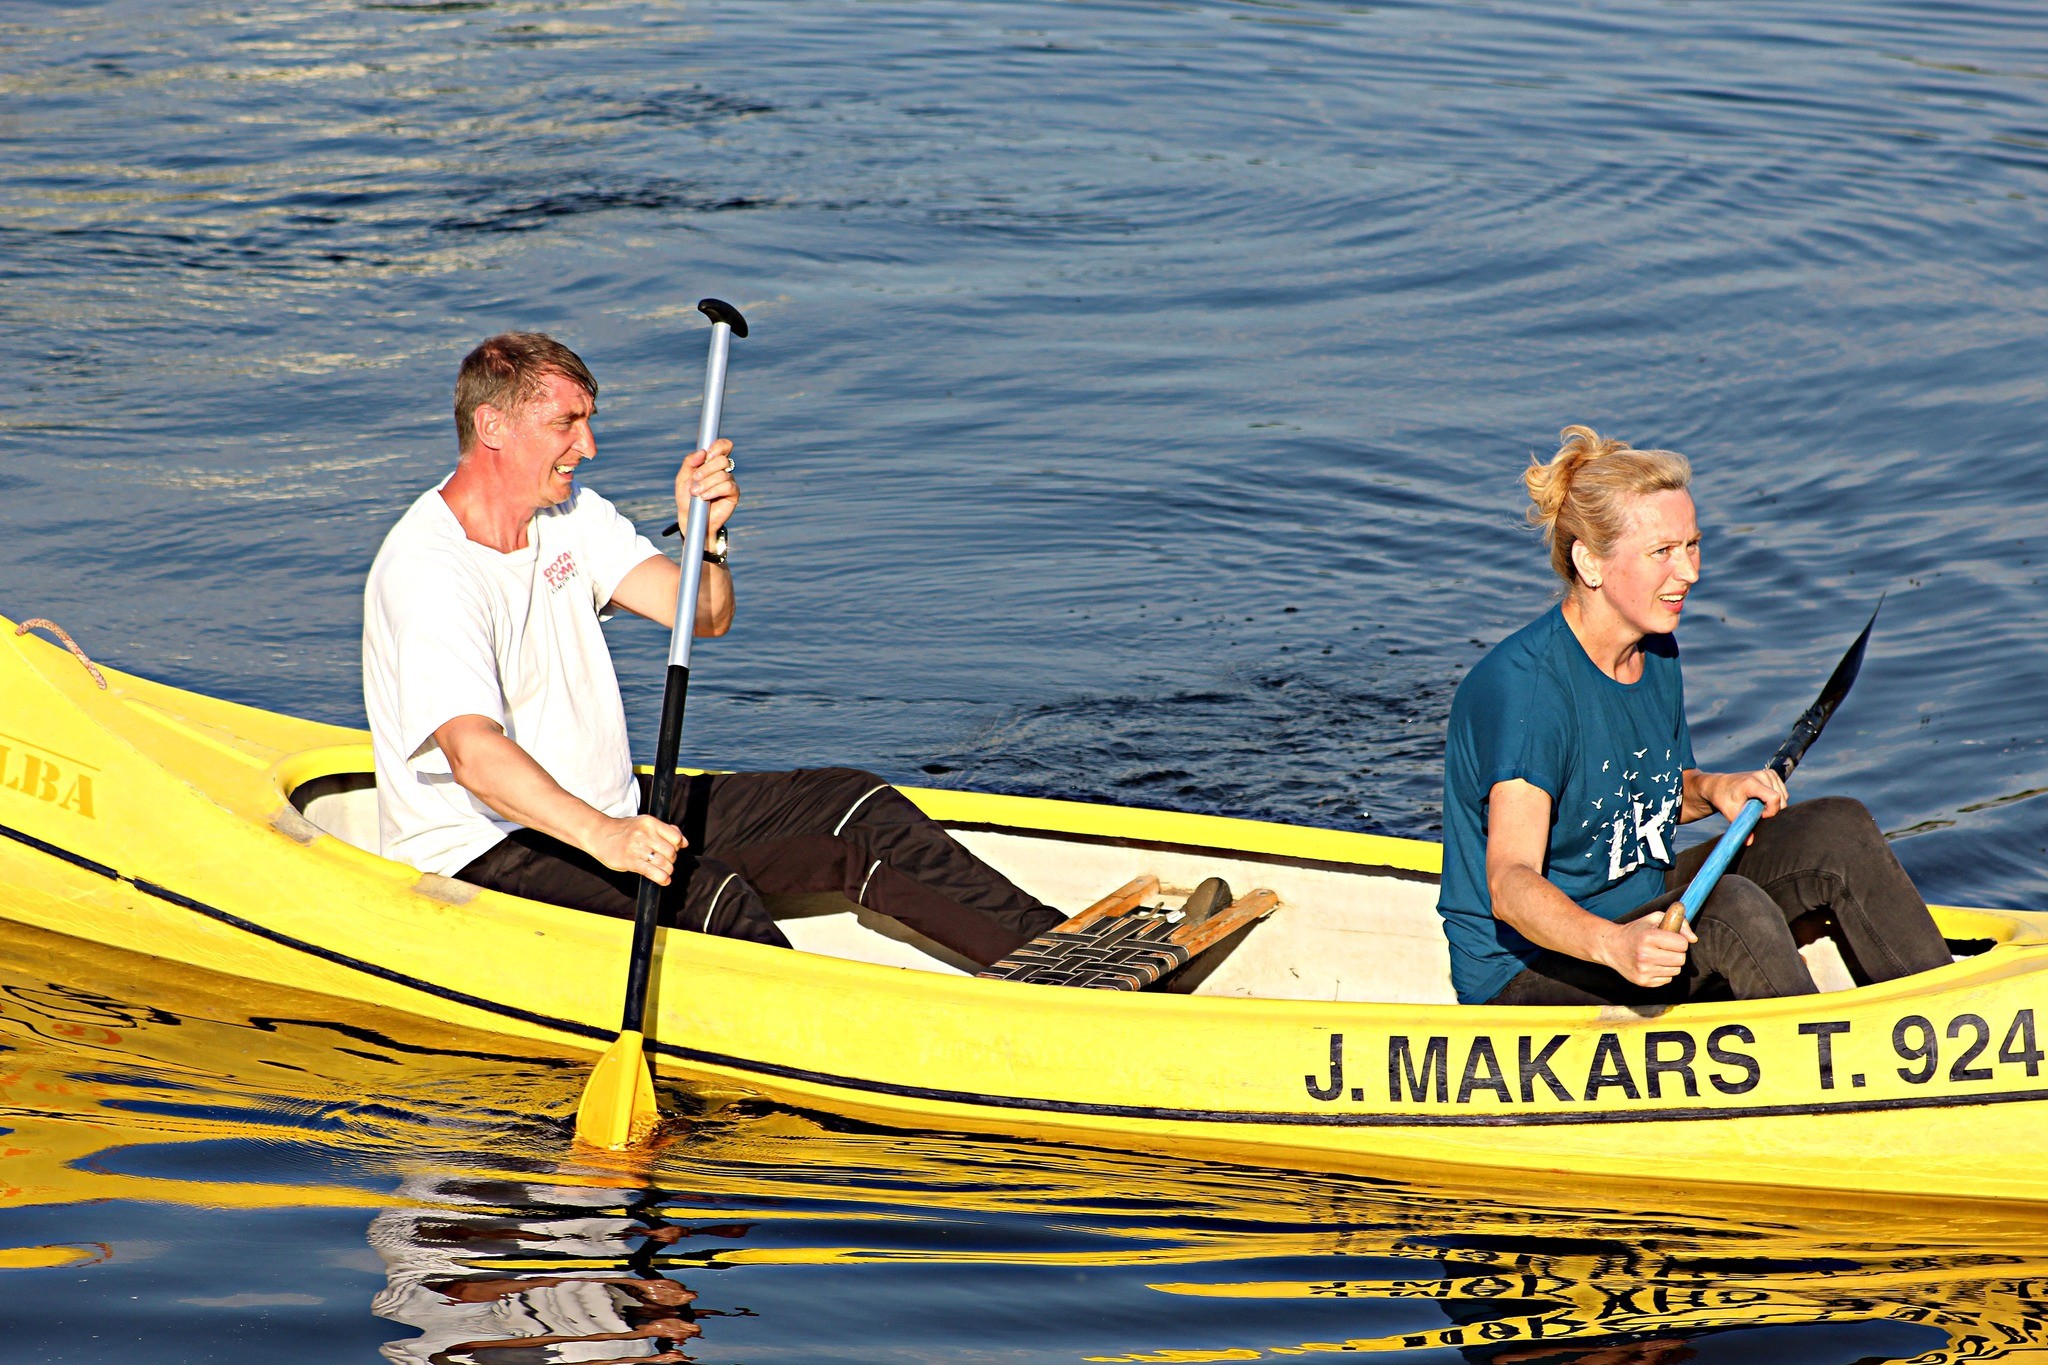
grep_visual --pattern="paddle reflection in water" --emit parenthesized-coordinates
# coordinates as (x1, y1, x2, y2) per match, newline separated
(3, 918, 2048, 1362)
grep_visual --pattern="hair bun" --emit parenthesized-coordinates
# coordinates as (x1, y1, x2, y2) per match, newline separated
(1522, 426, 1691, 586)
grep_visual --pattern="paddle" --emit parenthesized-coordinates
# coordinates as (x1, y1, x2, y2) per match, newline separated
(1658, 597, 1884, 932)
(575, 298, 750, 1150)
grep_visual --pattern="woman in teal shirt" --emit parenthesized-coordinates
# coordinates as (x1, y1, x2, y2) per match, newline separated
(1437, 426, 1949, 1006)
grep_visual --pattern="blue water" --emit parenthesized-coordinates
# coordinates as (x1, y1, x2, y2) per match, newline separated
(4, 0, 2048, 1358)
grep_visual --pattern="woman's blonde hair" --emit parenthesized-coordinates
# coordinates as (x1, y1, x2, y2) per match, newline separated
(1524, 425, 1692, 586)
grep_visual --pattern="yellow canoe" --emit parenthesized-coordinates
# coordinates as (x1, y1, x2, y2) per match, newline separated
(4, 613, 2046, 1203)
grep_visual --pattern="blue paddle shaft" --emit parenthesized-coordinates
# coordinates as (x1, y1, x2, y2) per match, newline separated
(1677, 798, 1764, 923)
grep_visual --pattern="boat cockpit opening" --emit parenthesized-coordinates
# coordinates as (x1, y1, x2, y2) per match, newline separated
(291, 774, 1944, 1004)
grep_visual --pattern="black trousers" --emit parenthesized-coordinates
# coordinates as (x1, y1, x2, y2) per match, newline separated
(457, 767, 1063, 967)
(1490, 796, 1953, 1006)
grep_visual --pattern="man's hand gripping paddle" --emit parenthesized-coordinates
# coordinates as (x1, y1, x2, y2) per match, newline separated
(575, 298, 749, 1150)
(1658, 598, 1883, 933)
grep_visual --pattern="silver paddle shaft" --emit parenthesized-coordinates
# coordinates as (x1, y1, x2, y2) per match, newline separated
(667, 321, 732, 668)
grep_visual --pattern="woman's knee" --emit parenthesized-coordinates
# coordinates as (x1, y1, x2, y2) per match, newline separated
(1773, 796, 1895, 880)
(1791, 795, 1882, 845)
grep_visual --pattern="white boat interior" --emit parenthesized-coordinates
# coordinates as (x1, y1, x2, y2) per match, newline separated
(295, 777, 1859, 1003)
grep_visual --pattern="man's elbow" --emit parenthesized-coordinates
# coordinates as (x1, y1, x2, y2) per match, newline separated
(433, 720, 497, 790)
(442, 742, 483, 793)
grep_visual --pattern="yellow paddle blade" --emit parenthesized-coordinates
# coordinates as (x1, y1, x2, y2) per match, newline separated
(574, 1029, 661, 1150)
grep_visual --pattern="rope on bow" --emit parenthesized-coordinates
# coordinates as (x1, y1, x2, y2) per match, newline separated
(15, 618, 108, 691)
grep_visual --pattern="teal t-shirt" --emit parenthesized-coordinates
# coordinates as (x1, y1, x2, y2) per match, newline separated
(1437, 606, 1695, 1004)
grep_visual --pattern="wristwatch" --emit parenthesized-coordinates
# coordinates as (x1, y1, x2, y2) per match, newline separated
(662, 520, 730, 567)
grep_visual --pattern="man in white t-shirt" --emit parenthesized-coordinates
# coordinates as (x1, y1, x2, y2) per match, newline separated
(363, 332, 1069, 964)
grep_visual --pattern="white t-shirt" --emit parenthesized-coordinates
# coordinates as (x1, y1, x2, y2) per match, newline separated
(363, 481, 664, 875)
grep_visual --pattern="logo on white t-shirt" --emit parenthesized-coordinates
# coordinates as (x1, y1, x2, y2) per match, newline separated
(542, 551, 579, 593)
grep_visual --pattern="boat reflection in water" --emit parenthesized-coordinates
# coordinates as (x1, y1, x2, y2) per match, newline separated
(3, 917, 2048, 1363)
(1121, 1244, 2048, 1362)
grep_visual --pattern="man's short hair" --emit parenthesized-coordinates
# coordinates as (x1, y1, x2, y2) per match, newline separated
(454, 332, 599, 453)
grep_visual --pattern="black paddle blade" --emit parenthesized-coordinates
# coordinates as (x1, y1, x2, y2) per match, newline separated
(1767, 595, 1884, 779)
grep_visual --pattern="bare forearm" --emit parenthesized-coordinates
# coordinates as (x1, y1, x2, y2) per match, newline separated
(1490, 864, 1622, 967)
(692, 561, 732, 637)
(1483, 776, 1693, 988)
(607, 555, 733, 637)
(1681, 767, 1718, 822)
(443, 727, 608, 851)
(435, 716, 684, 883)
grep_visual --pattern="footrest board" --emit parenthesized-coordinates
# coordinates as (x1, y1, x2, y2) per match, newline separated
(980, 911, 1193, 990)
(980, 883, 1280, 991)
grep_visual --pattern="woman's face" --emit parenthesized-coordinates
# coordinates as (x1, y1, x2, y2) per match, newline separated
(1577, 488, 1701, 636)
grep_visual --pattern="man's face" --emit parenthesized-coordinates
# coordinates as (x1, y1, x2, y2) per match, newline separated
(486, 370, 597, 509)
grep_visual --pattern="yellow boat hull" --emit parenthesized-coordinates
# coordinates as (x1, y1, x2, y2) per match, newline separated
(3, 615, 2046, 1202)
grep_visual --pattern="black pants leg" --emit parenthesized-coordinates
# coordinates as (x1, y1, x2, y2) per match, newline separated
(1489, 796, 1947, 1006)
(668, 767, 1064, 965)
(1668, 794, 1951, 985)
(456, 827, 791, 949)
(706, 833, 1040, 968)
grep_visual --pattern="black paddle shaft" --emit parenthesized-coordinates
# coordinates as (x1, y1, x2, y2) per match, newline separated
(621, 661, 690, 1034)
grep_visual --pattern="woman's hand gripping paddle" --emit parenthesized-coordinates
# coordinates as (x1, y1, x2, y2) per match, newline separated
(575, 298, 749, 1150)
(1658, 598, 1883, 934)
